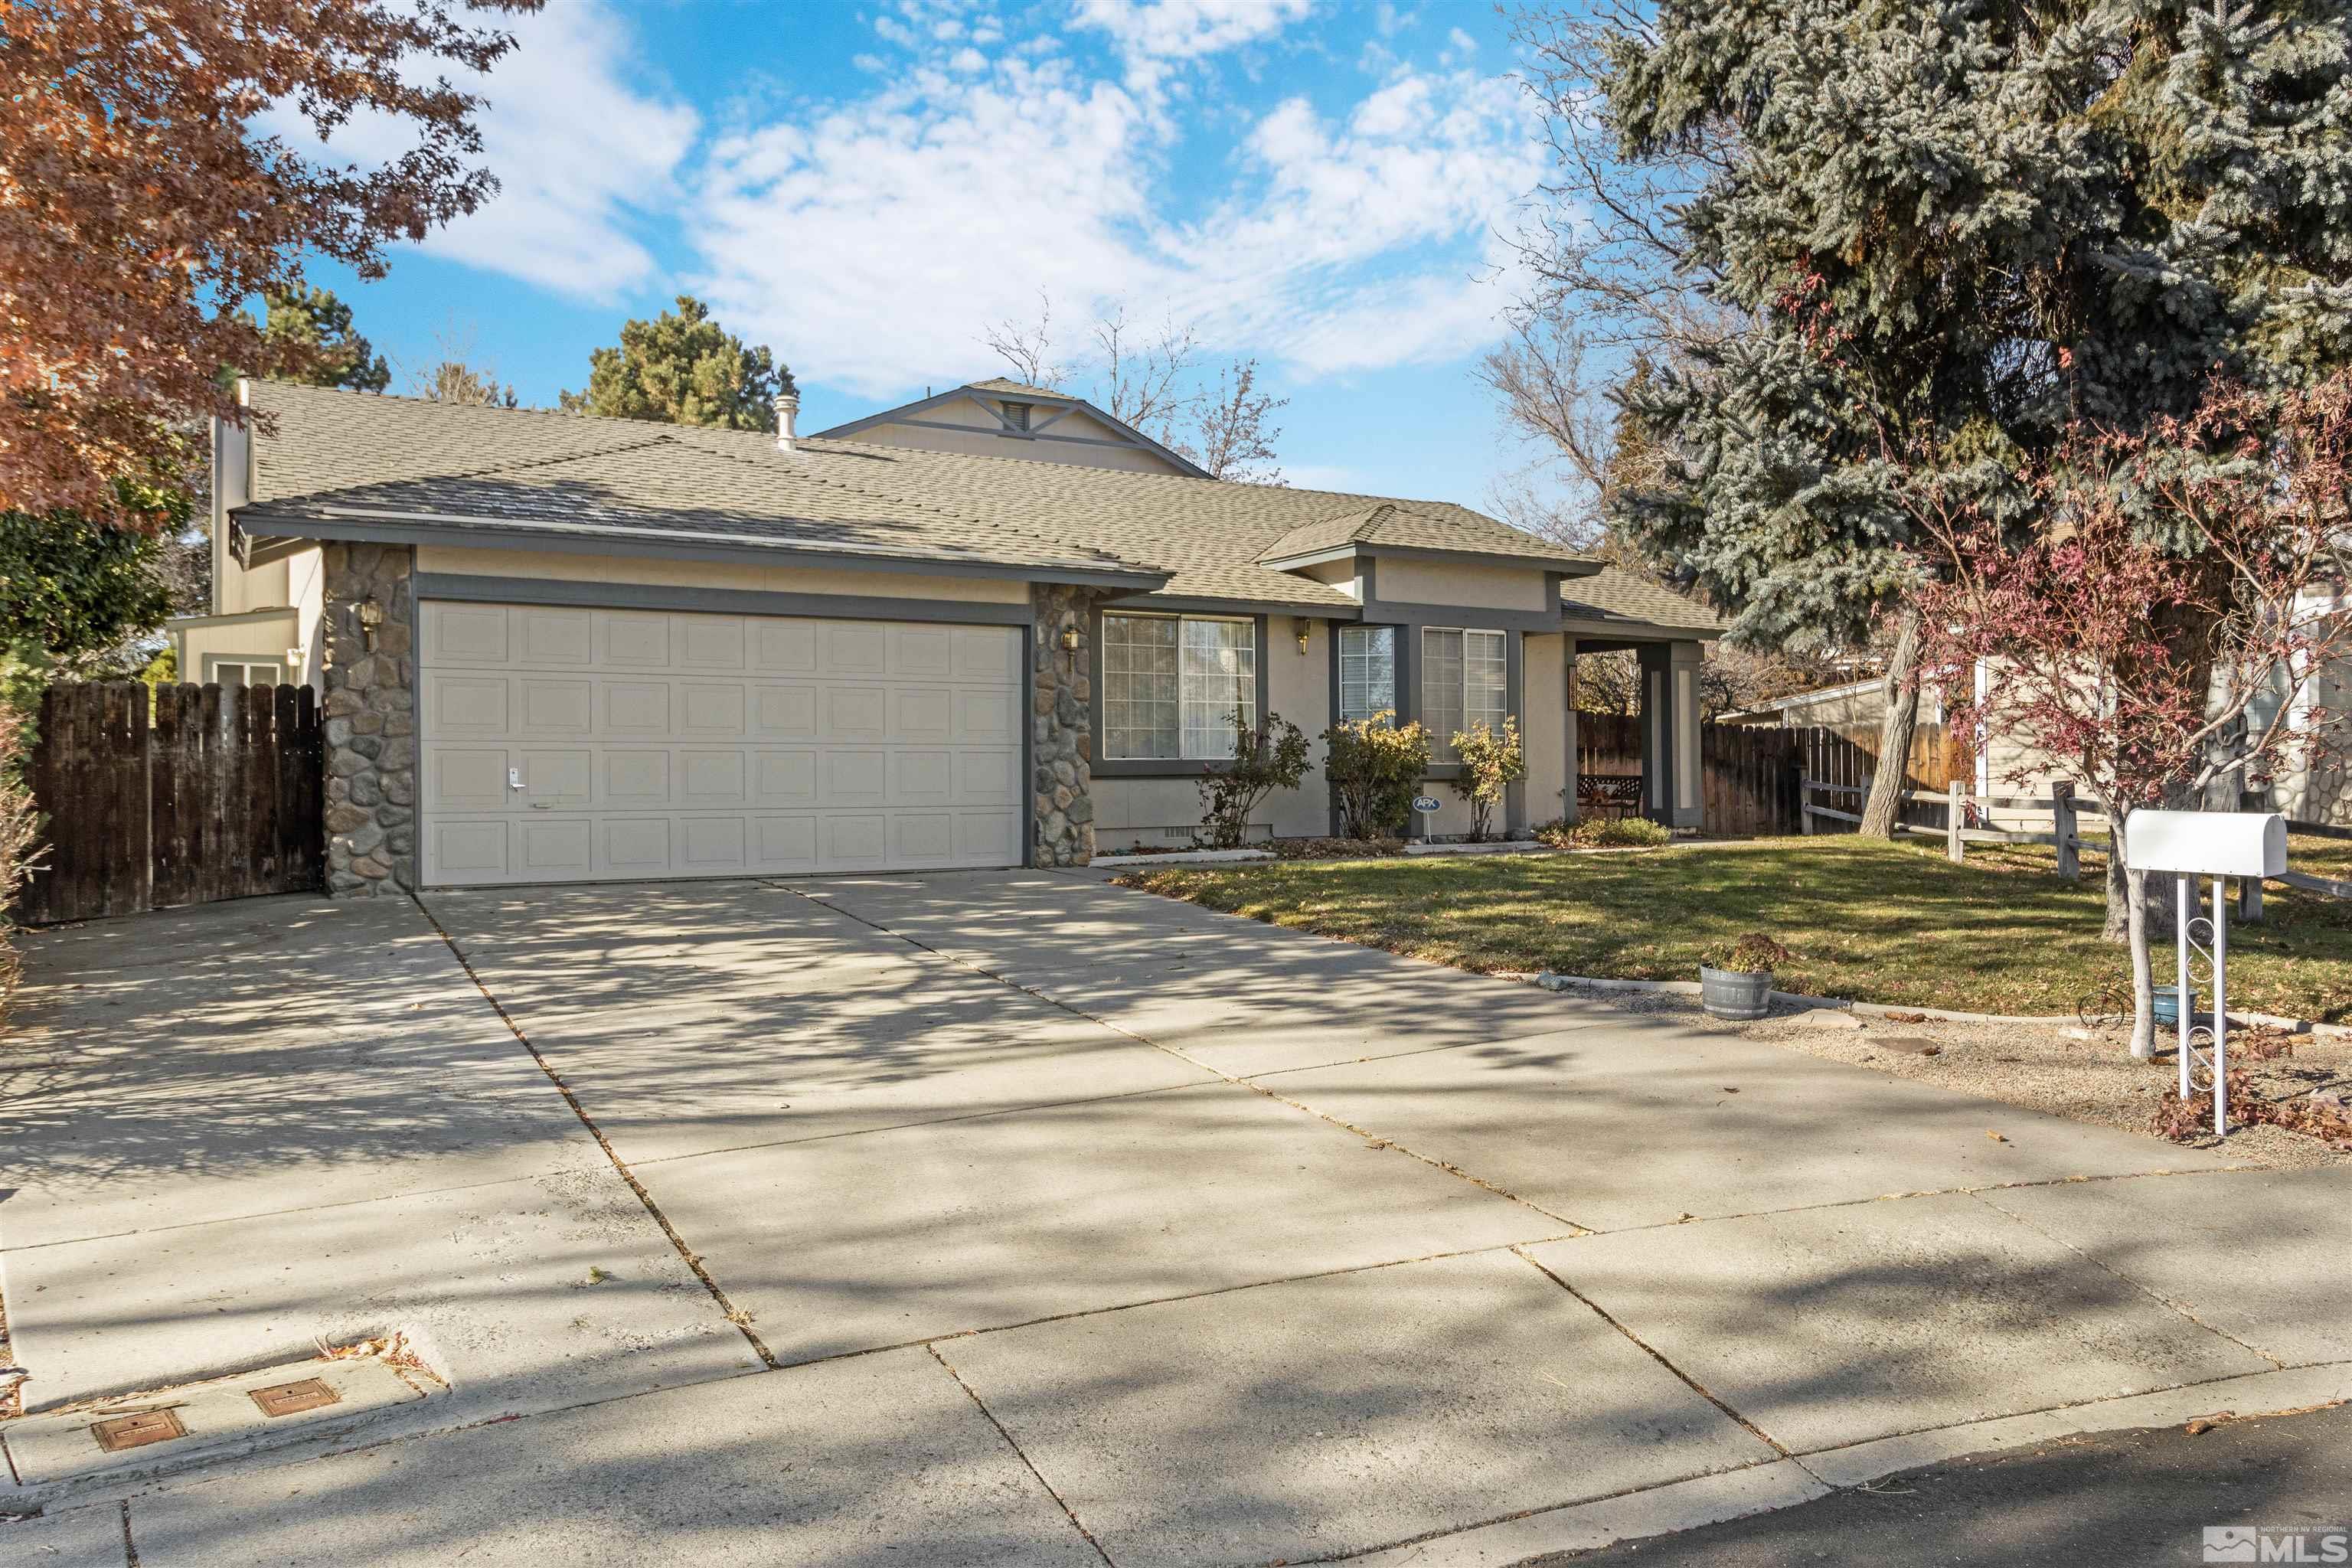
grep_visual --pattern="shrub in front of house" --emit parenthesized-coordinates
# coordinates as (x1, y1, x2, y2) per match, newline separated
(1322, 710, 1430, 839)
(1534, 816, 1672, 849)
(1449, 717, 1525, 841)
(1195, 710, 1312, 849)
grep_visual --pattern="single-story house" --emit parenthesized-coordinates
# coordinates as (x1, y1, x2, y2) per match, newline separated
(178, 376, 1723, 895)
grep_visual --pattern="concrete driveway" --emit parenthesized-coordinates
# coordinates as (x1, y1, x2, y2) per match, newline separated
(5, 871, 2348, 1568)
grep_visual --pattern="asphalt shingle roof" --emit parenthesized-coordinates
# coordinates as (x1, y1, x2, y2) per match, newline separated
(1562, 567, 1726, 634)
(237, 383, 1717, 634)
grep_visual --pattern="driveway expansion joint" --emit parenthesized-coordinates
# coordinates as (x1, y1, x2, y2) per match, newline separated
(1509, 1245, 1805, 1469)
(407, 893, 780, 1370)
(923, 1343, 1114, 1567)
(1964, 1186, 2291, 1370)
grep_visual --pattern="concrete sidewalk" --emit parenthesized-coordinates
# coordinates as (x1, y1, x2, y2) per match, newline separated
(5, 871, 2347, 1566)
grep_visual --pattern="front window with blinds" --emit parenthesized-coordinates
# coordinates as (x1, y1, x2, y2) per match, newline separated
(1338, 626, 1396, 722)
(1420, 628, 1508, 760)
(1102, 614, 1257, 760)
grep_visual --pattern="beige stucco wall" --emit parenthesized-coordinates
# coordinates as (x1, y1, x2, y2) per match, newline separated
(218, 547, 289, 616)
(175, 609, 298, 682)
(412, 545, 1031, 606)
(1374, 557, 1550, 613)
(1523, 633, 1569, 825)
(1292, 558, 1364, 598)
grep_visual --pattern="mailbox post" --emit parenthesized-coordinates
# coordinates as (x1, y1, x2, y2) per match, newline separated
(2123, 811, 2288, 1137)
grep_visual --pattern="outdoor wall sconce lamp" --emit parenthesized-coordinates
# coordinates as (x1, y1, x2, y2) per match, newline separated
(1060, 625, 1081, 653)
(1294, 616, 1312, 655)
(356, 599, 386, 651)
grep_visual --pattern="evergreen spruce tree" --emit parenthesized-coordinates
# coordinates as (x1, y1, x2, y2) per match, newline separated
(1528, 0, 2352, 897)
(560, 296, 792, 432)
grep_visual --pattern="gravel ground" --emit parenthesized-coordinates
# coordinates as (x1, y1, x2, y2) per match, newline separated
(1538, 982, 2352, 1171)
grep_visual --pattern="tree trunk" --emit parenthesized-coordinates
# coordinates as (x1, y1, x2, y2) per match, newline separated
(1859, 606, 1924, 838)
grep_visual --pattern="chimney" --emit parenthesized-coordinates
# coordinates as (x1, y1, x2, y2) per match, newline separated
(776, 390, 800, 452)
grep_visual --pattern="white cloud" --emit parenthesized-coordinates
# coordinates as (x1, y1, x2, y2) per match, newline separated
(1072, 0, 1316, 90)
(263, 2, 697, 300)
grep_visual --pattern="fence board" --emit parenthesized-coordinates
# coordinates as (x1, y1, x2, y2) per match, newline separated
(19, 681, 323, 923)
(1573, 714, 1960, 838)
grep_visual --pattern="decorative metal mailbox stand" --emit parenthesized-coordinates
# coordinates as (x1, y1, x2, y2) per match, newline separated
(2124, 811, 2288, 1137)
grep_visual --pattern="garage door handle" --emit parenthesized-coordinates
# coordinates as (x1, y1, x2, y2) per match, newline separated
(529, 802, 554, 810)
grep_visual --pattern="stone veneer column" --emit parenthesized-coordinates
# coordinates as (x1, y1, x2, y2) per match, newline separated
(1030, 583, 1102, 867)
(320, 543, 418, 896)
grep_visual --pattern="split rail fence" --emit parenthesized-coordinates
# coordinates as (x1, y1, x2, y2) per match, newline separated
(21, 681, 324, 925)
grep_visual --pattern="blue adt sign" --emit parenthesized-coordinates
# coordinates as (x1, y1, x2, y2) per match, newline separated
(1410, 795, 1442, 813)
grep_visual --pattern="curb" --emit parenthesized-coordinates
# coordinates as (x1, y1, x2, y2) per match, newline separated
(1090, 848, 1276, 868)
(1531, 972, 2352, 1039)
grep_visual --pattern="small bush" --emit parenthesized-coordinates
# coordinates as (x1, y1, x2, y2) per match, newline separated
(1702, 932, 1794, 974)
(1449, 717, 1525, 841)
(1195, 710, 1312, 849)
(1322, 711, 1429, 839)
(1534, 815, 1672, 849)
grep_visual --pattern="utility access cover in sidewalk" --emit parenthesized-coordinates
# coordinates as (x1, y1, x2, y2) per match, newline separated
(3, 1354, 424, 1485)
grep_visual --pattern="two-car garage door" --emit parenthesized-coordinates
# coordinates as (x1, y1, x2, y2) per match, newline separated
(420, 601, 1024, 886)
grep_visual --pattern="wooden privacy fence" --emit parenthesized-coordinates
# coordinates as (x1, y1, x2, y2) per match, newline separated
(22, 682, 324, 924)
(1576, 714, 1961, 838)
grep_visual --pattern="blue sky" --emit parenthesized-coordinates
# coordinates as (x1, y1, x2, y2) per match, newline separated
(299, 0, 1564, 508)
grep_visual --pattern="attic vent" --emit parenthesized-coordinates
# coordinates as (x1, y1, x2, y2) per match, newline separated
(1001, 400, 1031, 432)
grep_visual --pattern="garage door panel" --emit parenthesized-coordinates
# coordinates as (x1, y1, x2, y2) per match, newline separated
(431, 677, 511, 740)
(953, 627, 1021, 683)
(518, 818, 593, 877)
(602, 681, 671, 736)
(521, 747, 593, 807)
(750, 684, 817, 739)
(678, 681, 747, 737)
(822, 685, 887, 739)
(428, 603, 511, 666)
(604, 750, 671, 807)
(753, 620, 817, 673)
(598, 611, 673, 668)
(753, 750, 816, 804)
(430, 748, 510, 812)
(517, 609, 593, 668)
(681, 750, 747, 805)
(894, 687, 953, 741)
(603, 817, 673, 874)
(518, 678, 592, 737)
(822, 622, 887, 675)
(423, 606, 1022, 884)
(956, 688, 1015, 743)
(751, 815, 818, 870)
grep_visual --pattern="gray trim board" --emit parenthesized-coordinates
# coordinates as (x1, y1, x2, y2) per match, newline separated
(242, 511, 1167, 592)
(1361, 599, 1566, 635)
(1022, 620, 1037, 870)
(1106, 592, 1362, 619)
(413, 573, 1036, 626)
(1560, 614, 1723, 643)
(1258, 541, 1602, 578)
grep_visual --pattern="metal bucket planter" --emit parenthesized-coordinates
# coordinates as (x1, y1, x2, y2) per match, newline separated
(2152, 985, 2198, 1029)
(1699, 965, 1774, 1021)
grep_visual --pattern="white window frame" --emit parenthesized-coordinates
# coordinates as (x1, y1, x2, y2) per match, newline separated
(1101, 612, 1258, 762)
(1338, 626, 1396, 724)
(204, 658, 287, 689)
(1420, 626, 1509, 762)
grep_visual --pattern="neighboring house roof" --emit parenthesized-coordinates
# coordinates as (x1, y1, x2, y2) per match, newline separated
(234, 384, 1717, 632)
(1560, 567, 1728, 636)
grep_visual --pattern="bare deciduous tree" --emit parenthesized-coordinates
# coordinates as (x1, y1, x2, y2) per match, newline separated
(982, 289, 1072, 390)
(1092, 304, 1197, 436)
(1181, 358, 1285, 484)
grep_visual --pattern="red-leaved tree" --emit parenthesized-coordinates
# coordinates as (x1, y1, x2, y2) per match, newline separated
(1915, 378, 2352, 1059)
(0, 0, 541, 529)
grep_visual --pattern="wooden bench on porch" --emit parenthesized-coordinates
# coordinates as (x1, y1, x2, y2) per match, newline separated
(1576, 773, 1646, 821)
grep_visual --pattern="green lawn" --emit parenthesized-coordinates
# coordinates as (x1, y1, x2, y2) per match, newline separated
(1112, 834, 2352, 1022)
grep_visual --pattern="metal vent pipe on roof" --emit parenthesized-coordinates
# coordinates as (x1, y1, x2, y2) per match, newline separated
(776, 390, 800, 452)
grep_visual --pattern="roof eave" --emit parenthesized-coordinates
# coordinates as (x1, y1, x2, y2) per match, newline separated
(233, 504, 1171, 593)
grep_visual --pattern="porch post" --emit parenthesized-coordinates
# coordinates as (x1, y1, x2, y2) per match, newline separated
(1562, 639, 1580, 825)
(1669, 639, 1704, 829)
(1638, 643, 1669, 822)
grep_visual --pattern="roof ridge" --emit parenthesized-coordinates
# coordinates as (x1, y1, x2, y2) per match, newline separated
(686, 433, 1154, 573)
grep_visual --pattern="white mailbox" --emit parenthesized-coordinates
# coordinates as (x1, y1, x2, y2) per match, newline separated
(2125, 810, 2287, 878)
